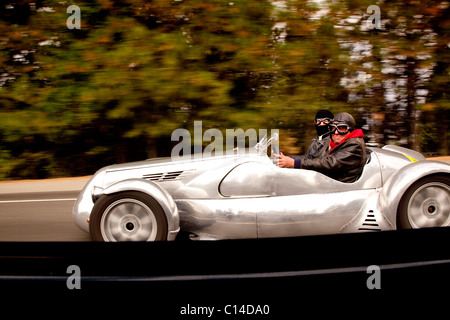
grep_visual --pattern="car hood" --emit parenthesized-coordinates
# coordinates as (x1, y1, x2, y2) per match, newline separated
(96, 151, 269, 191)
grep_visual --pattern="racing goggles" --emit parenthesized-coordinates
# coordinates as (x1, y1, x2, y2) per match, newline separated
(315, 118, 333, 125)
(330, 123, 351, 135)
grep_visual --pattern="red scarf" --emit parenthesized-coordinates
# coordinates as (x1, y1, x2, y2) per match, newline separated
(329, 129, 364, 151)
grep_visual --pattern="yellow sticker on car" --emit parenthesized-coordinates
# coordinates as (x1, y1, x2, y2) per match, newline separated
(403, 154, 418, 162)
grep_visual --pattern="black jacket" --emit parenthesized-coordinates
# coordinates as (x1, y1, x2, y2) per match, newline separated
(290, 133, 330, 163)
(297, 135, 367, 183)
(304, 133, 330, 159)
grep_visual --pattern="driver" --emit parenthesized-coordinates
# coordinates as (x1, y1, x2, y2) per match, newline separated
(277, 112, 367, 183)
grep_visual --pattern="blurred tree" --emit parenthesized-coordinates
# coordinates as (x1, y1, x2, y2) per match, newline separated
(250, 0, 352, 154)
(0, 0, 276, 178)
(0, 0, 449, 179)
(330, 0, 450, 152)
(424, 1, 450, 155)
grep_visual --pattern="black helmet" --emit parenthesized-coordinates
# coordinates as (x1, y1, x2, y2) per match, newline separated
(333, 112, 355, 131)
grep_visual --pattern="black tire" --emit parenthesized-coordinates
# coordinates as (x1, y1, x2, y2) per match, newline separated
(89, 191, 168, 242)
(397, 175, 450, 229)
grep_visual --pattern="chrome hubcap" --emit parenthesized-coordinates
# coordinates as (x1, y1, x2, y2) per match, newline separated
(100, 198, 157, 241)
(408, 182, 450, 228)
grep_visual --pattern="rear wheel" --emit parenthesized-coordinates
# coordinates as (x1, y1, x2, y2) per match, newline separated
(90, 191, 168, 242)
(397, 175, 450, 229)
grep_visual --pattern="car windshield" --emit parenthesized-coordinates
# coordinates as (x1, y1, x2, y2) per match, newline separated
(254, 133, 279, 157)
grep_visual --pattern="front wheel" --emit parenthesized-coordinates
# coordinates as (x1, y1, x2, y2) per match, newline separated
(89, 191, 168, 242)
(397, 175, 450, 229)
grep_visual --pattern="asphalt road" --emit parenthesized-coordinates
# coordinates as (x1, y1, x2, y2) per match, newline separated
(0, 178, 92, 241)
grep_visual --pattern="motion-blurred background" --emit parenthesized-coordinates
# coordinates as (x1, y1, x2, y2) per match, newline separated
(1, 0, 449, 180)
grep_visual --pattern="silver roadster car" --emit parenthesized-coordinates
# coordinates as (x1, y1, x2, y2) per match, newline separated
(73, 134, 450, 241)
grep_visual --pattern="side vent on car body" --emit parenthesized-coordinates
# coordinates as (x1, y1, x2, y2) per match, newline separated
(358, 210, 381, 231)
(143, 169, 195, 182)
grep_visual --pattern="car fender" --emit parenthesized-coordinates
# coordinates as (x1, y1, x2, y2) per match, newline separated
(379, 161, 450, 228)
(102, 179, 180, 240)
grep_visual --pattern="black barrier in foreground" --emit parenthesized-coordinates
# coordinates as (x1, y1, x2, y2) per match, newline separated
(1, 227, 450, 317)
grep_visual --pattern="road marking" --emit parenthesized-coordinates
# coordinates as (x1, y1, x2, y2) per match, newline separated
(0, 198, 77, 204)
